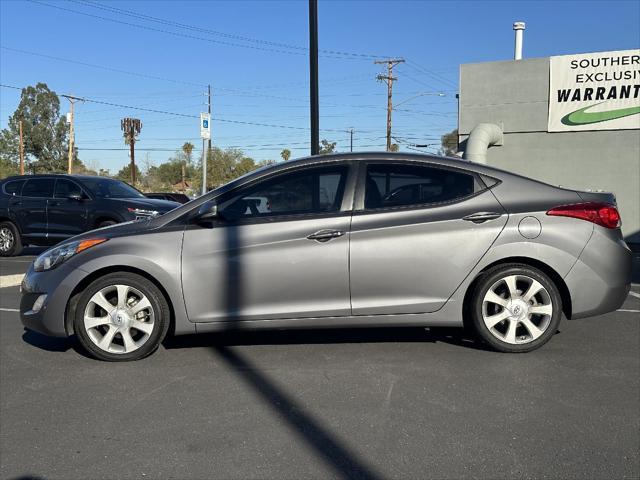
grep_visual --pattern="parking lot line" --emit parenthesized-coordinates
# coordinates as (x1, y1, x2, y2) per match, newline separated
(0, 307, 19, 312)
(628, 291, 640, 299)
(617, 309, 640, 313)
(0, 274, 24, 288)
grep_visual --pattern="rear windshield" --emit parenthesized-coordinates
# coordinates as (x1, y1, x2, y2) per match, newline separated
(80, 178, 145, 199)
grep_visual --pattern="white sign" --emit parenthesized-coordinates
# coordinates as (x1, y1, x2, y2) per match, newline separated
(548, 49, 640, 132)
(200, 113, 211, 139)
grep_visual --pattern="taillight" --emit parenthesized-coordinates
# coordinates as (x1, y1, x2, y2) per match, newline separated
(547, 202, 621, 229)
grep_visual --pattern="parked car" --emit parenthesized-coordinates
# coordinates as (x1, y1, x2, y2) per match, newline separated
(20, 153, 632, 361)
(0, 175, 179, 256)
(145, 192, 191, 204)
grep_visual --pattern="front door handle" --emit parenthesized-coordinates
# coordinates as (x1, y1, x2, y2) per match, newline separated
(462, 212, 502, 223)
(307, 229, 344, 242)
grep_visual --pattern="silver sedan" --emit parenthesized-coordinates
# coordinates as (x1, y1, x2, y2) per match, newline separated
(20, 153, 633, 361)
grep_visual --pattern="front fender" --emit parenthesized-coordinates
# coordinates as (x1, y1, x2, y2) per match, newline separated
(65, 227, 193, 335)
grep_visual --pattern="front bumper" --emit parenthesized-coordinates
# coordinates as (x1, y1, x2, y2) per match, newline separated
(20, 262, 89, 337)
(564, 227, 633, 319)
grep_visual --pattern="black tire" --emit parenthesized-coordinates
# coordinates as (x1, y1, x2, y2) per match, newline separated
(97, 219, 117, 228)
(73, 272, 170, 361)
(0, 221, 22, 257)
(470, 263, 562, 353)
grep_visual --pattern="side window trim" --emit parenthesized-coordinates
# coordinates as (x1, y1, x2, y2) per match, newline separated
(354, 160, 486, 213)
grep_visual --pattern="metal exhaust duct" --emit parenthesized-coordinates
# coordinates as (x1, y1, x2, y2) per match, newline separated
(513, 22, 526, 60)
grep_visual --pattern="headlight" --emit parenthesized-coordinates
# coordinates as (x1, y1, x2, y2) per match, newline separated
(127, 207, 159, 219)
(33, 238, 107, 272)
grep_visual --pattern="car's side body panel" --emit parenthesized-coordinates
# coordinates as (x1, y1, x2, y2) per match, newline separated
(181, 215, 352, 322)
(565, 226, 632, 318)
(349, 189, 507, 314)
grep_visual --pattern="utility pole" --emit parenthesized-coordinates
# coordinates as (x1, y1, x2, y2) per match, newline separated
(375, 58, 404, 151)
(62, 95, 84, 174)
(309, 0, 319, 155)
(18, 119, 24, 175)
(207, 85, 212, 152)
(349, 128, 354, 152)
(121, 118, 142, 185)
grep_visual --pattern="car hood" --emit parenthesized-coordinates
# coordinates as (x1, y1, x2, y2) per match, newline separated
(71, 218, 156, 242)
(104, 197, 180, 212)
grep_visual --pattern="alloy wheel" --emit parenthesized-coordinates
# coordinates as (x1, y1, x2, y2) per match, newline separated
(481, 274, 553, 345)
(0, 227, 14, 252)
(83, 284, 155, 354)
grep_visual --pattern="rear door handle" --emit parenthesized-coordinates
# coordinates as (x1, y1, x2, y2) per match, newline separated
(307, 229, 344, 242)
(462, 212, 502, 223)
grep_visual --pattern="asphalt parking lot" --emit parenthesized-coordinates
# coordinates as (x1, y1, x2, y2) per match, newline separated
(1, 251, 639, 480)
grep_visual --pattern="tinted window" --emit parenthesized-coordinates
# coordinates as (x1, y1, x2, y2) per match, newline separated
(3, 179, 25, 196)
(219, 166, 348, 221)
(22, 178, 55, 198)
(365, 163, 480, 210)
(54, 179, 83, 198)
(79, 178, 145, 199)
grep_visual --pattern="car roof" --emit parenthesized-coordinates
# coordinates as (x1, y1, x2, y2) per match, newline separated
(0, 174, 124, 184)
(217, 151, 506, 191)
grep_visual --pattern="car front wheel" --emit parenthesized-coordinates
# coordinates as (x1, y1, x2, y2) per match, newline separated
(470, 264, 562, 353)
(73, 272, 170, 361)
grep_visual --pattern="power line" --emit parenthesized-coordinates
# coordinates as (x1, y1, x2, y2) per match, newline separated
(1, 46, 382, 105)
(73, 0, 386, 60)
(0, 46, 205, 88)
(29, 0, 383, 60)
(404, 60, 458, 88)
(0, 84, 350, 133)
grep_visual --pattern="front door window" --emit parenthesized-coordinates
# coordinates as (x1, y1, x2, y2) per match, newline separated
(218, 166, 348, 221)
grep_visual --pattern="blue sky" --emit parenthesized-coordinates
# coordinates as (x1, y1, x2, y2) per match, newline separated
(1, 0, 639, 173)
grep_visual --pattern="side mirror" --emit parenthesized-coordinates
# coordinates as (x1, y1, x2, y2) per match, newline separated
(195, 201, 219, 222)
(68, 193, 83, 201)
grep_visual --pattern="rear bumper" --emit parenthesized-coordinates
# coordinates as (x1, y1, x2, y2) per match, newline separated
(565, 228, 633, 319)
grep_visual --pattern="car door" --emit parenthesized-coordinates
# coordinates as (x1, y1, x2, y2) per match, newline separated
(47, 178, 90, 242)
(14, 178, 55, 243)
(181, 162, 355, 323)
(349, 160, 507, 315)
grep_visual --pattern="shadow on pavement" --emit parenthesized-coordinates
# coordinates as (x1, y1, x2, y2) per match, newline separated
(209, 344, 385, 480)
(164, 326, 494, 352)
(8, 476, 47, 480)
(21, 329, 72, 353)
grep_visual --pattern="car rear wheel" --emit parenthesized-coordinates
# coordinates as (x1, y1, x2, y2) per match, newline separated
(470, 264, 562, 353)
(73, 272, 170, 361)
(0, 221, 22, 257)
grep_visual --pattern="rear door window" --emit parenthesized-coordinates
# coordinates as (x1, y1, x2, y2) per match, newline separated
(3, 179, 25, 196)
(21, 178, 55, 198)
(365, 163, 482, 210)
(54, 179, 84, 198)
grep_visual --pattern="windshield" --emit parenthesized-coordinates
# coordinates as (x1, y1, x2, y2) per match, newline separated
(80, 178, 146, 199)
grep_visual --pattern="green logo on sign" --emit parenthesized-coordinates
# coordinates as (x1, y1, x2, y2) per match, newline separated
(561, 102, 640, 126)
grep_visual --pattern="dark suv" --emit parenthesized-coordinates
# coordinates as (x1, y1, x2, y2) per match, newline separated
(0, 175, 179, 256)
